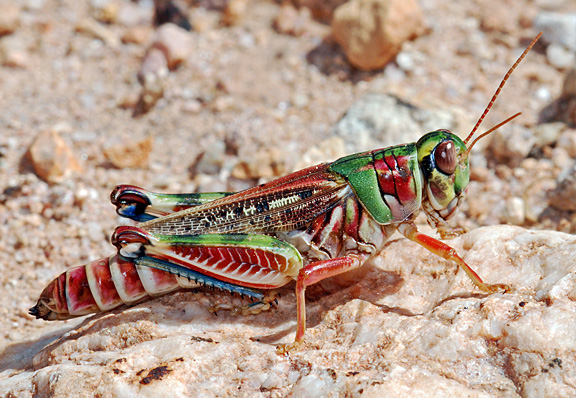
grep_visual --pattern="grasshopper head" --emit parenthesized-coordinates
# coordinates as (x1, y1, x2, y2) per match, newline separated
(416, 130, 469, 221)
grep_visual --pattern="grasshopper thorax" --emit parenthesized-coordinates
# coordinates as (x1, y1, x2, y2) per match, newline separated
(416, 130, 469, 220)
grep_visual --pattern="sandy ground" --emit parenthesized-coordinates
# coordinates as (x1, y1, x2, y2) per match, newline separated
(0, 0, 575, 395)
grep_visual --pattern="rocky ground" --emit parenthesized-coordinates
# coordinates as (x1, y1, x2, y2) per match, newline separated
(1, 0, 576, 397)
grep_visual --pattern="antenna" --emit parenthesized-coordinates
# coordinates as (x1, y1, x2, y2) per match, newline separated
(464, 112, 521, 156)
(463, 32, 542, 145)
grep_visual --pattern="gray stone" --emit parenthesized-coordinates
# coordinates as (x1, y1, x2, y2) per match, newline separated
(534, 12, 576, 52)
(332, 93, 455, 153)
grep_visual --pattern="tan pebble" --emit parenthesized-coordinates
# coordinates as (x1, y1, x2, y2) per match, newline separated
(25, 129, 82, 184)
(121, 26, 153, 45)
(152, 23, 193, 69)
(91, 0, 120, 24)
(0, 36, 29, 69)
(138, 47, 169, 85)
(298, 0, 347, 23)
(331, 0, 425, 70)
(557, 128, 576, 158)
(103, 136, 153, 169)
(75, 17, 121, 47)
(222, 0, 248, 26)
(0, 4, 20, 35)
(273, 4, 312, 37)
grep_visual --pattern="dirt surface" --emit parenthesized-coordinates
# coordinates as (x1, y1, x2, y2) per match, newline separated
(0, 0, 575, 381)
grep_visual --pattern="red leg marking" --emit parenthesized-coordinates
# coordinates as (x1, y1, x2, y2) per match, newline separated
(294, 255, 363, 343)
(398, 222, 509, 293)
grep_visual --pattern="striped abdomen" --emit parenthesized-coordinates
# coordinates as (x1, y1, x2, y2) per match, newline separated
(29, 254, 197, 320)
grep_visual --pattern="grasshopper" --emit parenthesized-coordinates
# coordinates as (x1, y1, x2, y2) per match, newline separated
(30, 33, 541, 350)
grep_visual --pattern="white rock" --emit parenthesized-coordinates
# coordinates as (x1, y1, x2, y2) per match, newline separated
(3, 226, 576, 396)
(546, 43, 576, 70)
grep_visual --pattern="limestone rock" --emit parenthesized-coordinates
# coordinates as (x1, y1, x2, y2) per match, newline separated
(331, 0, 425, 70)
(151, 23, 193, 70)
(3, 226, 576, 396)
(25, 129, 82, 184)
(0, 3, 20, 36)
(103, 136, 153, 169)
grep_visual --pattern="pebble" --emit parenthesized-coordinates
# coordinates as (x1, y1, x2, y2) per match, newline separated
(103, 136, 153, 169)
(331, 93, 454, 153)
(562, 68, 576, 98)
(486, 125, 536, 168)
(0, 35, 29, 68)
(549, 162, 576, 211)
(273, 4, 312, 37)
(191, 141, 226, 175)
(25, 129, 82, 184)
(232, 148, 286, 180)
(297, 0, 347, 23)
(331, 0, 425, 70)
(121, 26, 152, 45)
(135, 47, 168, 114)
(546, 43, 575, 70)
(503, 197, 525, 225)
(151, 23, 193, 69)
(557, 128, 576, 158)
(75, 17, 120, 48)
(531, 122, 565, 148)
(182, 99, 202, 114)
(551, 147, 573, 171)
(138, 47, 169, 85)
(90, 0, 120, 24)
(117, 1, 153, 27)
(222, 0, 248, 27)
(534, 12, 576, 52)
(0, 4, 20, 35)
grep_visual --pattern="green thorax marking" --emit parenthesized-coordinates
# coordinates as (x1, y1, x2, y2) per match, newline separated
(329, 143, 420, 224)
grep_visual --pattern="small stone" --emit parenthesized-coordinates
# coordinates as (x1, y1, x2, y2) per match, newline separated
(191, 141, 226, 175)
(151, 22, 193, 69)
(541, 69, 576, 126)
(273, 4, 312, 37)
(296, 0, 347, 23)
(121, 25, 152, 44)
(117, 1, 152, 27)
(331, 0, 425, 71)
(135, 47, 168, 114)
(502, 197, 525, 225)
(294, 137, 346, 170)
(138, 47, 169, 85)
(486, 125, 536, 168)
(90, 0, 120, 24)
(75, 17, 120, 48)
(546, 43, 575, 70)
(222, 0, 248, 26)
(0, 3, 20, 35)
(103, 136, 153, 168)
(562, 68, 576, 98)
(549, 162, 576, 211)
(534, 12, 576, 52)
(0, 35, 29, 68)
(557, 128, 576, 158)
(25, 129, 82, 184)
(551, 147, 573, 171)
(479, 5, 515, 34)
(332, 93, 454, 153)
(232, 148, 286, 180)
(182, 99, 202, 114)
(532, 122, 566, 148)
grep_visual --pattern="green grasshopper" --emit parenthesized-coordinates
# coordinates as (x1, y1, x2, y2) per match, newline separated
(30, 33, 541, 351)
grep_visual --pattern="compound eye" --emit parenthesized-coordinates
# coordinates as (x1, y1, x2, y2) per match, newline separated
(434, 140, 457, 175)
